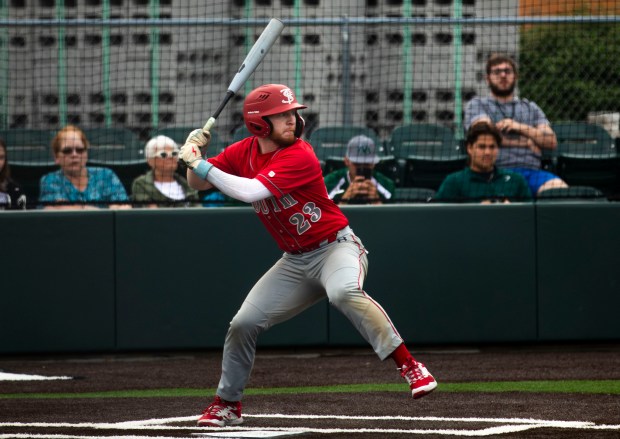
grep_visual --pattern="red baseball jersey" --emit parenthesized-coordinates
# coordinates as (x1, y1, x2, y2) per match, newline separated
(208, 137, 349, 253)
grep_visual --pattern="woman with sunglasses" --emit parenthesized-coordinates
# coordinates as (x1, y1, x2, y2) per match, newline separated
(130, 135, 199, 208)
(39, 125, 131, 209)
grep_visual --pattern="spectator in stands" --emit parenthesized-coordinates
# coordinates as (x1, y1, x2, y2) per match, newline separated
(324, 135, 394, 204)
(435, 122, 532, 203)
(201, 188, 240, 207)
(0, 137, 27, 210)
(131, 135, 200, 208)
(39, 125, 131, 210)
(464, 53, 567, 196)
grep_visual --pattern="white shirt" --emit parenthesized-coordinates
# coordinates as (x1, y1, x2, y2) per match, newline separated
(154, 180, 185, 200)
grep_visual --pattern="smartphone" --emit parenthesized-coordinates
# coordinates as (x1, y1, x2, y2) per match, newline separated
(356, 167, 373, 179)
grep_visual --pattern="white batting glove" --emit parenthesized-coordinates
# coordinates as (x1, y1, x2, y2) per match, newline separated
(179, 129, 213, 179)
(187, 128, 211, 150)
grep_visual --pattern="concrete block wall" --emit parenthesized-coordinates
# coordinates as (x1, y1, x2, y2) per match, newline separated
(4, 0, 518, 142)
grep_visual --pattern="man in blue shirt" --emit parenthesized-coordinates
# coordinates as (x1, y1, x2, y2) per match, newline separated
(464, 54, 567, 196)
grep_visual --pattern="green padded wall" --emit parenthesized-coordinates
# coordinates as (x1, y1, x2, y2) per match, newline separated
(114, 207, 328, 350)
(1, 203, 619, 355)
(0, 210, 116, 353)
(329, 204, 538, 345)
(537, 203, 620, 340)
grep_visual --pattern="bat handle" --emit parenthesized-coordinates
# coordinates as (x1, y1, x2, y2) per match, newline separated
(203, 117, 216, 132)
(203, 91, 236, 133)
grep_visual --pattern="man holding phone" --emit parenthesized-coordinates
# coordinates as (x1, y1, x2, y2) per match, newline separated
(324, 135, 395, 205)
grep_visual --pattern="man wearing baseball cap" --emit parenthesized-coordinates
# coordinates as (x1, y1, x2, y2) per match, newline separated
(324, 134, 395, 204)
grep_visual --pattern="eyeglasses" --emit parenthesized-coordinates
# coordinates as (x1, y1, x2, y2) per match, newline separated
(490, 68, 514, 76)
(153, 151, 179, 159)
(60, 147, 87, 155)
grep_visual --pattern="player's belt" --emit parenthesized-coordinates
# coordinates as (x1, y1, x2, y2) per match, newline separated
(288, 227, 350, 255)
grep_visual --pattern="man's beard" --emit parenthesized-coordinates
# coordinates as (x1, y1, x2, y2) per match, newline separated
(489, 81, 515, 98)
(270, 131, 297, 147)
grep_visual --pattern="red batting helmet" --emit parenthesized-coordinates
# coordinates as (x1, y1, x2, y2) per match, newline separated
(243, 84, 307, 138)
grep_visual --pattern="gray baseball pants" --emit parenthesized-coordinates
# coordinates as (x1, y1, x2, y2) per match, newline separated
(216, 226, 404, 401)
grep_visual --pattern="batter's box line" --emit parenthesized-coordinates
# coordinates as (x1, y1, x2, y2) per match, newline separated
(112, 413, 599, 427)
(1, 415, 619, 437)
(246, 414, 598, 427)
(0, 426, 598, 439)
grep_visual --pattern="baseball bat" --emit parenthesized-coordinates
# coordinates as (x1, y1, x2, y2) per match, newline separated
(202, 18, 285, 132)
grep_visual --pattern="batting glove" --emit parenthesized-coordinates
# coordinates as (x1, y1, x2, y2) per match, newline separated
(187, 128, 211, 149)
(179, 129, 213, 179)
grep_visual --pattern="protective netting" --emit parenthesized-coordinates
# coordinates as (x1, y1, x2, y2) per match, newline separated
(0, 0, 619, 207)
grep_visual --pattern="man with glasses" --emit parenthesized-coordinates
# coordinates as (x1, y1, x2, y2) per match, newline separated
(464, 53, 567, 196)
(435, 122, 532, 203)
(130, 135, 199, 208)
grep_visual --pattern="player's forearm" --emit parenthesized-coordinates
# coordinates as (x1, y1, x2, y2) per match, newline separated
(186, 160, 271, 202)
(187, 168, 213, 191)
(205, 166, 272, 203)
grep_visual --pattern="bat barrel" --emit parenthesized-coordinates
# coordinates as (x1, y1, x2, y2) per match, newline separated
(204, 18, 284, 131)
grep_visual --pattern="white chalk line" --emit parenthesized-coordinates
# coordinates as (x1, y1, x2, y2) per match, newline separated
(0, 372, 72, 381)
(0, 413, 619, 438)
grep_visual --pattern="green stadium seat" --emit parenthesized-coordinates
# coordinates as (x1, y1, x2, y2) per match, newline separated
(0, 129, 57, 203)
(387, 123, 466, 190)
(553, 121, 619, 195)
(10, 161, 58, 204)
(0, 129, 55, 163)
(308, 125, 384, 165)
(307, 126, 398, 180)
(536, 185, 608, 202)
(82, 127, 142, 162)
(232, 125, 252, 143)
(394, 187, 436, 203)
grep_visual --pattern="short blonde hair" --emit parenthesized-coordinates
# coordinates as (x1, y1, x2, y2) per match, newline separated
(51, 125, 89, 156)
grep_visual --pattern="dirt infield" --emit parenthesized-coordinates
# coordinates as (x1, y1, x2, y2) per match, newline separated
(1, 343, 619, 438)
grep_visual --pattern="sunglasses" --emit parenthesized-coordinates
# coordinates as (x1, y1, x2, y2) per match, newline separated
(153, 151, 179, 159)
(60, 147, 87, 155)
(490, 68, 514, 76)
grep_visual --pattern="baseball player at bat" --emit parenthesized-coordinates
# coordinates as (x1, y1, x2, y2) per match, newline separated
(179, 84, 437, 428)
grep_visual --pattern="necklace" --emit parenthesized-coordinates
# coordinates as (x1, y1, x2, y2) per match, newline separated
(494, 99, 516, 121)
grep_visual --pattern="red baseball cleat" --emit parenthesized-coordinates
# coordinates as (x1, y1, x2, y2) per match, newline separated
(197, 396, 243, 427)
(399, 357, 437, 399)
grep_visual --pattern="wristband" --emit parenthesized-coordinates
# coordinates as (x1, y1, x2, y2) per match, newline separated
(192, 160, 213, 180)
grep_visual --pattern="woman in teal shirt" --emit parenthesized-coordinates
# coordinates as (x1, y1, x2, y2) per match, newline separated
(39, 125, 131, 209)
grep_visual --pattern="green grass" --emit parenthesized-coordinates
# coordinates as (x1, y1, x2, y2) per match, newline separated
(1, 380, 619, 399)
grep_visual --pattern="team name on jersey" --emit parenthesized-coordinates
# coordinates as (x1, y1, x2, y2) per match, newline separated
(252, 194, 322, 236)
(252, 193, 298, 214)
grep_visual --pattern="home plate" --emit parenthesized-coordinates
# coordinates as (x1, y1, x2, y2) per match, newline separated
(0, 372, 73, 381)
(195, 431, 303, 438)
